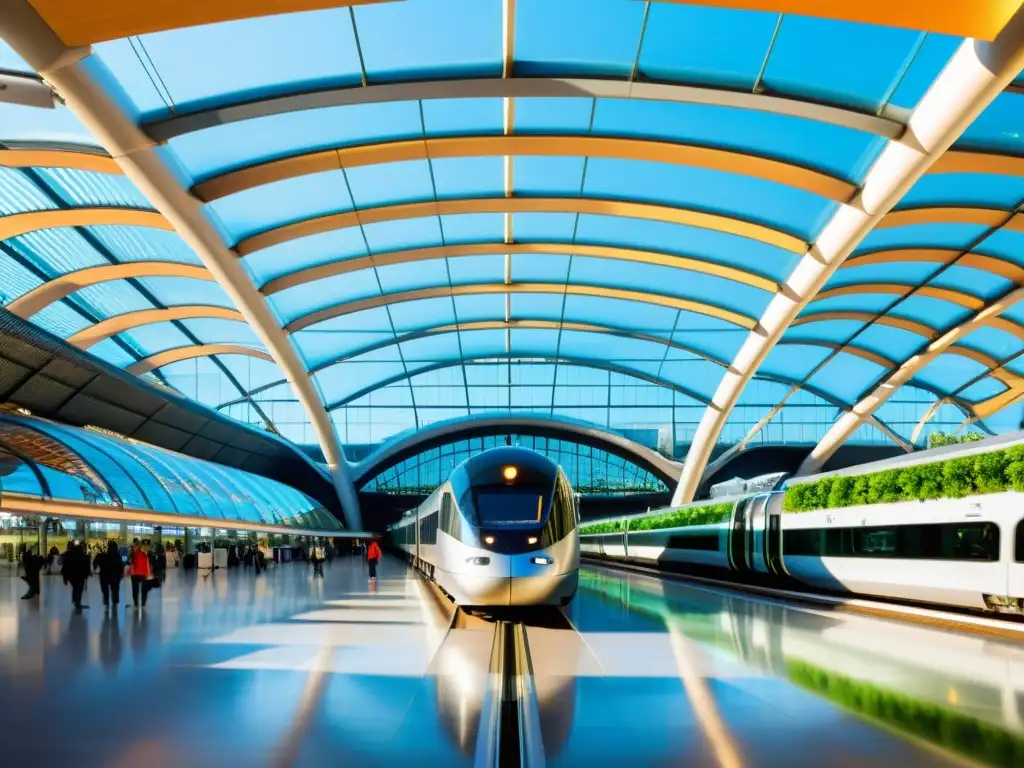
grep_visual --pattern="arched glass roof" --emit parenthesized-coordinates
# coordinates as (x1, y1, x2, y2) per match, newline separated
(0, 411, 340, 531)
(1, 2, 1023, 524)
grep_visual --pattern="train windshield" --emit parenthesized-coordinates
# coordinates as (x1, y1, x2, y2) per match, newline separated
(473, 487, 549, 526)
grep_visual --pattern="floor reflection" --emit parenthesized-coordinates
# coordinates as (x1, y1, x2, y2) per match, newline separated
(567, 566, 1024, 767)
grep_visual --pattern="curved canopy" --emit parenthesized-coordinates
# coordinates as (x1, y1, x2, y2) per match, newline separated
(0, 411, 341, 532)
(2, 0, 1024, 526)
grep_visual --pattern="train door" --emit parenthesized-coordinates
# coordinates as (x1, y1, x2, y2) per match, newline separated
(728, 498, 750, 573)
(747, 495, 770, 574)
(764, 496, 787, 578)
(1009, 517, 1024, 609)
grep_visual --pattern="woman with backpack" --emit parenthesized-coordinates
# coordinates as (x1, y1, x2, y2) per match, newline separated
(366, 539, 381, 583)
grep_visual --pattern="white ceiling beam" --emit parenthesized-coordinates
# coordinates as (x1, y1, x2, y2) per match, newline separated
(672, 8, 1024, 505)
(0, 0, 363, 530)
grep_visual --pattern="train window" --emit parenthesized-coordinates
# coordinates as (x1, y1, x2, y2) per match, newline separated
(666, 533, 719, 551)
(784, 522, 999, 561)
(542, 471, 578, 546)
(1016, 520, 1024, 562)
(474, 489, 546, 525)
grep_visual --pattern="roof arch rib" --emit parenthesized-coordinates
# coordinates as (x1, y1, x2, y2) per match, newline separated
(236, 196, 807, 258)
(325, 356, 717, 412)
(5, 262, 212, 317)
(145, 77, 905, 144)
(810, 283, 987, 311)
(259, 241, 780, 296)
(194, 135, 856, 203)
(284, 283, 760, 334)
(126, 344, 274, 375)
(351, 412, 685, 489)
(67, 306, 245, 349)
(0, 207, 171, 240)
(671, 7, 1024, 505)
(843, 249, 1024, 282)
(30, 0, 1017, 48)
(0, 0, 365, 529)
(0, 147, 120, 174)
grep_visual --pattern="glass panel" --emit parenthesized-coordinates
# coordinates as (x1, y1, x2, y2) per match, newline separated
(0, 421, 112, 504)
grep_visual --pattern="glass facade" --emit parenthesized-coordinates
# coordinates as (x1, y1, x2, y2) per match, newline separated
(362, 433, 669, 496)
(0, 413, 339, 530)
(0, 3, 1022, 494)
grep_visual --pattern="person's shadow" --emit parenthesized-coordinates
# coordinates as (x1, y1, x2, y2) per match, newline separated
(99, 611, 123, 674)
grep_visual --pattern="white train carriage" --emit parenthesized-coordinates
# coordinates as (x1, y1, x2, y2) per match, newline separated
(581, 490, 1024, 614)
(389, 446, 580, 608)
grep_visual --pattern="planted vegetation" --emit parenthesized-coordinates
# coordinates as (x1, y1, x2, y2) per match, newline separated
(787, 661, 1024, 767)
(783, 444, 1024, 512)
(579, 502, 732, 535)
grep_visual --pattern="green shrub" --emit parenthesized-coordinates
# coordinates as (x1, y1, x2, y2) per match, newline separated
(915, 461, 945, 500)
(867, 469, 901, 503)
(580, 502, 732, 536)
(942, 457, 976, 498)
(974, 450, 1008, 494)
(827, 476, 853, 508)
(850, 474, 871, 506)
(782, 442, 1024, 512)
(928, 431, 985, 448)
(788, 660, 1024, 766)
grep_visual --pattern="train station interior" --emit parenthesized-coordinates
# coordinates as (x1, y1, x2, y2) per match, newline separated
(1, 1, 1024, 765)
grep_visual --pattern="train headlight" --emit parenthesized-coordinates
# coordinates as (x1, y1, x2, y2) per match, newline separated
(531, 555, 553, 565)
(466, 556, 490, 566)
(502, 465, 518, 482)
(484, 535, 495, 545)
(527, 536, 538, 545)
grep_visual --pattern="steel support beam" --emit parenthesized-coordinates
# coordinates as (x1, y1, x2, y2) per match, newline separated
(194, 134, 856, 203)
(0, 0, 364, 529)
(146, 77, 904, 143)
(673, 10, 1024, 505)
(285, 282, 759, 333)
(236, 195, 807, 258)
(127, 344, 274, 375)
(6, 262, 211, 317)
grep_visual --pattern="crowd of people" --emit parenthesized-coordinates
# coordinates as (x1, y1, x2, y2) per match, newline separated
(16, 535, 386, 607)
(18, 538, 174, 611)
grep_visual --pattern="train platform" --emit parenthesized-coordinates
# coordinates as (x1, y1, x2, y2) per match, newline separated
(0, 557, 1020, 766)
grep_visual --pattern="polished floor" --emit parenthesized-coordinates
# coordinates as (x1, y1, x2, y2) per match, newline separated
(0, 557, 1020, 766)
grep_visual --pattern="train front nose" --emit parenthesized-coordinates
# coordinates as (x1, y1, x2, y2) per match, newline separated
(455, 553, 513, 606)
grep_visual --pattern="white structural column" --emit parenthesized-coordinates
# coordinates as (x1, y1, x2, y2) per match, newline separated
(502, 0, 515, 355)
(672, 8, 1024, 505)
(0, 2, 364, 530)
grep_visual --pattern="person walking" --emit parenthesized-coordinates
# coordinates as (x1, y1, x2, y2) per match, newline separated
(128, 539, 154, 610)
(95, 540, 124, 610)
(20, 545, 41, 600)
(366, 539, 381, 583)
(63, 541, 90, 611)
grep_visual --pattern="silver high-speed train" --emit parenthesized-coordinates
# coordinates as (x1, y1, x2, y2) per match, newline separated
(388, 446, 580, 607)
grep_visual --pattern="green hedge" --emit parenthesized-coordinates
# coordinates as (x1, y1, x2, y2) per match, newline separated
(783, 444, 1024, 512)
(579, 502, 733, 535)
(788, 660, 1024, 766)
